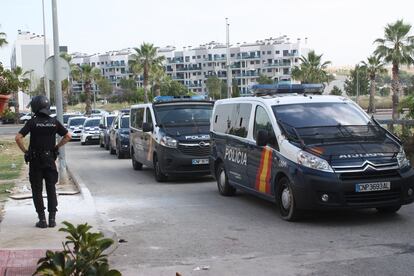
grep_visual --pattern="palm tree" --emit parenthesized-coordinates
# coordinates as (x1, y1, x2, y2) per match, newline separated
(361, 55, 387, 113)
(60, 53, 79, 112)
(150, 66, 166, 97)
(10, 66, 30, 122)
(72, 64, 102, 115)
(374, 19, 414, 120)
(291, 50, 332, 85)
(129, 43, 165, 103)
(0, 32, 7, 48)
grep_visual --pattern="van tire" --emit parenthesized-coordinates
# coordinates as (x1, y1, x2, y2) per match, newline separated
(376, 205, 401, 214)
(216, 163, 236, 196)
(131, 149, 143, 170)
(154, 155, 168, 182)
(277, 177, 301, 221)
(109, 144, 116, 155)
(116, 142, 123, 159)
(105, 140, 110, 150)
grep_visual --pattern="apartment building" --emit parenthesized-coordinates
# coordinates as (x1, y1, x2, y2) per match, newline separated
(71, 36, 309, 96)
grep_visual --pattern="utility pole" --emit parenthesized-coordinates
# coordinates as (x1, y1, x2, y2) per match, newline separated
(51, 0, 67, 184)
(226, 18, 232, 98)
(356, 66, 360, 104)
(42, 0, 50, 99)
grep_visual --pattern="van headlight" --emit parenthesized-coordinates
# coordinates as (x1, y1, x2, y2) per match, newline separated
(297, 150, 333, 172)
(397, 148, 410, 168)
(160, 136, 177, 148)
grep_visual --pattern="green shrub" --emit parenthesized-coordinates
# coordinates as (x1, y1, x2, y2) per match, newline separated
(35, 221, 121, 276)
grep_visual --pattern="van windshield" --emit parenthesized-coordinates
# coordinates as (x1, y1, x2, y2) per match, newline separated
(154, 104, 213, 126)
(272, 103, 384, 144)
(84, 119, 100, 127)
(69, 118, 86, 127)
(106, 116, 115, 127)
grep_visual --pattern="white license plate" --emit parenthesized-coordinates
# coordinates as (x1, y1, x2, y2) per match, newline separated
(92, 135, 99, 139)
(355, 182, 391, 192)
(192, 159, 209, 165)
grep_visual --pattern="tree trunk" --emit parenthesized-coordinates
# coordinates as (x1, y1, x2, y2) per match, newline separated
(143, 64, 149, 103)
(155, 83, 161, 97)
(391, 64, 400, 121)
(85, 81, 92, 115)
(14, 90, 20, 124)
(367, 75, 376, 114)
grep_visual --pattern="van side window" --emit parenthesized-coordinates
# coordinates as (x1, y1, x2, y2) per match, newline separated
(228, 103, 251, 138)
(213, 104, 233, 133)
(132, 108, 144, 129)
(145, 108, 153, 124)
(254, 106, 279, 150)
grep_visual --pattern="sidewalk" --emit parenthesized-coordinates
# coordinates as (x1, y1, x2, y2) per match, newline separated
(0, 166, 101, 275)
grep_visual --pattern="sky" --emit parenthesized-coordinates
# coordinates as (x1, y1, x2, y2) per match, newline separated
(0, 0, 413, 67)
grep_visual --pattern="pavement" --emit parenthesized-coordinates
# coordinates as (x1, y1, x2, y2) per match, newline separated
(0, 161, 101, 275)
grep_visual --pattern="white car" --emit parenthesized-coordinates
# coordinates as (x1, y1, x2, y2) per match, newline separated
(81, 117, 101, 145)
(67, 116, 87, 140)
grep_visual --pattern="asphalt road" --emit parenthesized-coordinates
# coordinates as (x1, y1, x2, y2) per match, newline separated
(66, 142, 414, 276)
(0, 124, 21, 136)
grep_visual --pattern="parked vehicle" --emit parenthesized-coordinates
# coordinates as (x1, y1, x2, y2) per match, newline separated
(63, 113, 81, 127)
(19, 112, 32, 123)
(108, 114, 130, 159)
(130, 96, 213, 182)
(81, 117, 101, 145)
(99, 114, 116, 149)
(67, 116, 87, 140)
(210, 84, 414, 221)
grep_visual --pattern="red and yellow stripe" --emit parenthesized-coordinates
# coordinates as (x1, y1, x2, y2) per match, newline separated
(255, 147, 273, 194)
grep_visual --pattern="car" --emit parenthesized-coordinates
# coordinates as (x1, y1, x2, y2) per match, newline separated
(67, 116, 87, 140)
(108, 114, 130, 159)
(99, 114, 116, 149)
(209, 83, 414, 221)
(63, 113, 81, 127)
(84, 109, 107, 117)
(81, 117, 101, 145)
(19, 112, 32, 123)
(130, 95, 214, 182)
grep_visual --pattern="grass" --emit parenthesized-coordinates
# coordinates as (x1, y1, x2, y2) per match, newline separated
(0, 139, 24, 181)
(0, 182, 14, 201)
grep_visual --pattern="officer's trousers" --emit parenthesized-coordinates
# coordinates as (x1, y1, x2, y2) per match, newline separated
(29, 162, 58, 214)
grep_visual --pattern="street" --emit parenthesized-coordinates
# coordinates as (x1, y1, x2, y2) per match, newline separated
(66, 142, 414, 276)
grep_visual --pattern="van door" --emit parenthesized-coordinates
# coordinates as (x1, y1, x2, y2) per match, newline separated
(225, 103, 252, 187)
(130, 108, 145, 164)
(247, 105, 279, 196)
(142, 107, 154, 164)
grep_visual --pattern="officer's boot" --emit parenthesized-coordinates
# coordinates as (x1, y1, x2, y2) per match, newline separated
(35, 212, 48, 228)
(48, 212, 56, 228)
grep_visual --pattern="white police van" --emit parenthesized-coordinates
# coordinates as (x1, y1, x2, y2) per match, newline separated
(130, 96, 214, 182)
(210, 83, 414, 221)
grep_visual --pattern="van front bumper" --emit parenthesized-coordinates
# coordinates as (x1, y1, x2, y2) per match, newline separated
(291, 166, 414, 210)
(157, 146, 211, 175)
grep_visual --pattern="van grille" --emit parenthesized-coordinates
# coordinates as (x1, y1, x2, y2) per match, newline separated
(339, 169, 400, 181)
(178, 143, 210, 157)
(344, 188, 401, 205)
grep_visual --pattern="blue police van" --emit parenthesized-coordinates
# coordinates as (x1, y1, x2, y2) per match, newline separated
(210, 83, 414, 221)
(130, 96, 214, 182)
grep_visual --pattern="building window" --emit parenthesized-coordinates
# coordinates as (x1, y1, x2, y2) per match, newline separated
(275, 51, 280, 54)
(197, 55, 201, 59)
(255, 60, 260, 64)
(267, 51, 271, 55)
(267, 69, 272, 73)
(192, 56, 195, 59)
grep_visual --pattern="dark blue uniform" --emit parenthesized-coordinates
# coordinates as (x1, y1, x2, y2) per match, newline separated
(19, 114, 68, 214)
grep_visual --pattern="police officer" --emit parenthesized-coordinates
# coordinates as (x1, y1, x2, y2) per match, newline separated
(15, 96, 71, 228)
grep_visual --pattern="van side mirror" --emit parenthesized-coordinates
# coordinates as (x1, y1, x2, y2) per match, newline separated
(142, 122, 153, 132)
(256, 130, 269, 147)
(99, 124, 106, 129)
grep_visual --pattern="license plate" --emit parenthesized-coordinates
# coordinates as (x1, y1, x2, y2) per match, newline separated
(192, 159, 209, 165)
(355, 182, 391, 192)
(92, 135, 99, 139)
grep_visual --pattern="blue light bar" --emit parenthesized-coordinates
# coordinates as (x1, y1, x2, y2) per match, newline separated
(153, 95, 206, 102)
(251, 83, 324, 95)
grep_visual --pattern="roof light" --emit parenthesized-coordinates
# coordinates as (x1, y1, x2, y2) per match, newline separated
(251, 83, 324, 96)
(153, 95, 206, 103)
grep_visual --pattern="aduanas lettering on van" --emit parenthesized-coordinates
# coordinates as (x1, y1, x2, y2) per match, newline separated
(225, 146, 247, 166)
(339, 153, 386, 158)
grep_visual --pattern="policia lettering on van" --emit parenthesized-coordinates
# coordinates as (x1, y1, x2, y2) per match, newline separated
(130, 96, 214, 182)
(210, 84, 414, 221)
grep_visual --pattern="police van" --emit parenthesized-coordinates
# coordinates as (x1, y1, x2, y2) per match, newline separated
(130, 96, 214, 182)
(210, 83, 414, 221)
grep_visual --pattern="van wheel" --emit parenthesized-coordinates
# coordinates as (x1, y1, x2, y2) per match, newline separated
(131, 149, 143, 170)
(99, 138, 104, 148)
(105, 140, 109, 150)
(81, 141, 86, 145)
(116, 142, 123, 159)
(277, 177, 301, 221)
(216, 163, 236, 196)
(376, 205, 401, 214)
(154, 155, 167, 182)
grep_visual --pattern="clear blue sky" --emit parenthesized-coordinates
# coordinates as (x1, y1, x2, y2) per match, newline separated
(1, 0, 413, 67)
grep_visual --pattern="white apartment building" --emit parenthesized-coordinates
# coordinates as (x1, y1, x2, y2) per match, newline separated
(71, 36, 309, 96)
(10, 30, 51, 92)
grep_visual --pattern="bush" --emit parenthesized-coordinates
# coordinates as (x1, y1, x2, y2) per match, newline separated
(35, 221, 121, 276)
